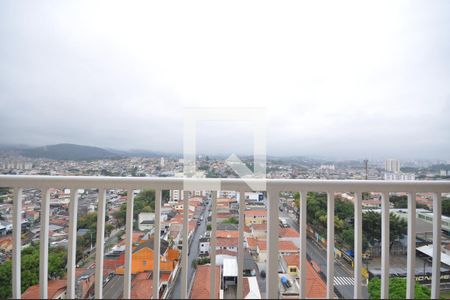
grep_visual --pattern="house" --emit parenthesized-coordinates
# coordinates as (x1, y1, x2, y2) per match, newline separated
(199, 236, 210, 255)
(223, 257, 238, 290)
(76, 268, 95, 299)
(279, 227, 300, 247)
(278, 241, 298, 254)
(243, 277, 262, 299)
(216, 230, 239, 239)
(246, 237, 265, 255)
(160, 205, 177, 220)
(257, 241, 297, 262)
(250, 224, 267, 239)
(138, 212, 155, 231)
(131, 272, 153, 299)
(115, 239, 175, 274)
(279, 255, 327, 298)
(190, 264, 220, 299)
(217, 198, 238, 209)
(281, 254, 300, 277)
(22, 280, 67, 299)
(244, 210, 267, 226)
(216, 237, 238, 253)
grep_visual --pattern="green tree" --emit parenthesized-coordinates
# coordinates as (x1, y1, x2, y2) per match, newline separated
(0, 244, 67, 299)
(293, 192, 300, 210)
(368, 277, 431, 299)
(390, 195, 410, 209)
(442, 198, 450, 217)
(113, 190, 157, 226)
(222, 217, 239, 225)
(105, 223, 115, 237)
(192, 257, 211, 269)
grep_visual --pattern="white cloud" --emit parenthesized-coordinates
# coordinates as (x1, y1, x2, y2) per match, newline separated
(0, 1, 449, 159)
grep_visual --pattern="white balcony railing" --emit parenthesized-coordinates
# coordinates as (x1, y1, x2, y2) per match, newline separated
(1, 175, 449, 299)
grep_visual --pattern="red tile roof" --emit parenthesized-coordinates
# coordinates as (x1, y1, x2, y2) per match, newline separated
(131, 272, 153, 299)
(279, 227, 300, 238)
(244, 210, 267, 217)
(278, 241, 298, 252)
(216, 237, 238, 248)
(190, 265, 220, 299)
(246, 237, 266, 250)
(216, 249, 238, 256)
(283, 254, 299, 266)
(22, 280, 67, 299)
(256, 240, 297, 252)
(216, 230, 239, 239)
(305, 260, 327, 298)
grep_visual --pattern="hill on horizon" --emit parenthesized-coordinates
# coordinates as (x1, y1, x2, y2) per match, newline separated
(21, 143, 120, 161)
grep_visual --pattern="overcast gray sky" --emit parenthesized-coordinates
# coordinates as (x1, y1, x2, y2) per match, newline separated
(1, 1, 449, 160)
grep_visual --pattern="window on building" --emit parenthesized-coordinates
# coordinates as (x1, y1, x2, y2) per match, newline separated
(289, 267, 297, 273)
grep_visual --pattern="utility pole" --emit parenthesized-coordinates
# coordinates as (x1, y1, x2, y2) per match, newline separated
(364, 159, 369, 180)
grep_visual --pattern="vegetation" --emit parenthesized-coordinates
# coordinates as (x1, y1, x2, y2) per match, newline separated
(113, 189, 156, 226)
(0, 244, 66, 299)
(390, 195, 429, 210)
(0, 187, 10, 195)
(222, 216, 239, 225)
(305, 193, 407, 252)
(442, 198, 450, 217)
(368, 277, 431, 299)
(192, 257, 211, 269)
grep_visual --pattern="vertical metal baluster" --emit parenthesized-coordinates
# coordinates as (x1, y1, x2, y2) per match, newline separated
(381, 192, 390, 299)
(406, 191, 416, 299)
(67, 189, 79, 298)
(237, 190, 246, 299)
(267, 189, 279, 299)
(39, 189, 50, 299)
(12, 188, 22, 299)
(123, 189, 134, 299)
(153, 189, 162, 299)
(354, 192, 362, 299)
(326, 192, 335, 299)
(210, 191, 218, 299)
(181, 190, 189, 299)
(431, 192, 442, 299)
(299, 191, 307, 299)
(95, 189, 107, 299)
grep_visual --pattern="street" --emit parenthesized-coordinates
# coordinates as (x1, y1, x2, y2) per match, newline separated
(169, 201, 210, 299)
(280, 209, 369, 299)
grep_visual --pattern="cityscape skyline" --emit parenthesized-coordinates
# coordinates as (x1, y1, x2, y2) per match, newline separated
(1, 141, 450, 162)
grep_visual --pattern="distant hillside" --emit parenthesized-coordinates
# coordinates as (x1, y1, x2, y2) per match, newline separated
(22, 143, 120, 161)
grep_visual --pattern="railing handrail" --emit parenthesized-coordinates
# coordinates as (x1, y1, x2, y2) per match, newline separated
(1, 174, 449, 299)
(1, 175, 450, 192)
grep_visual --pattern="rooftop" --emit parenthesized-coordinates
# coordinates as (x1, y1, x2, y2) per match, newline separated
(190, 264, 220, 299)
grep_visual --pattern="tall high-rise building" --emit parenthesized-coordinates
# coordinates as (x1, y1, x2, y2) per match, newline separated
(385, 159, 400, 173)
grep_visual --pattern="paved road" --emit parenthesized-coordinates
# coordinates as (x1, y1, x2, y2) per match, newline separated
(169, 201, 210, 299)
(280, 210, 368, 299)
